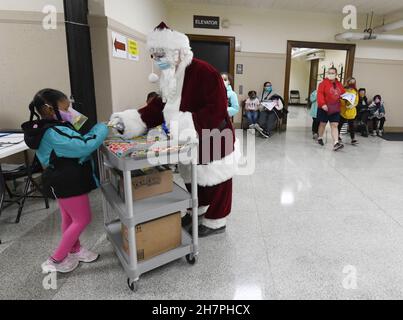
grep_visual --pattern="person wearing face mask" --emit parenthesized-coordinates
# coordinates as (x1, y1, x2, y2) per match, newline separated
(368, 95, 386, 137)
(356, 88, 370, 137)
(110, 22, 239, 238)
(255, 82, 285, 138)
(244, 90, 260, 129)
(221, 73, 240, 118)
(338, 77, 359, 145)
(317, 67, 346, 151)
(21, 88, 108, 274)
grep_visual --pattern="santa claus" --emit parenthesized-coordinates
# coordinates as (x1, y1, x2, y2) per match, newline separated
(110, 22, 239, 237)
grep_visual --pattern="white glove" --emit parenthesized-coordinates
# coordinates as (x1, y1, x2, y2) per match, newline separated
(109, 109, 147, 139)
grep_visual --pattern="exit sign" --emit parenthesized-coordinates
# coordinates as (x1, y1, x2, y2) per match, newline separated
(194, 15, 220, 29)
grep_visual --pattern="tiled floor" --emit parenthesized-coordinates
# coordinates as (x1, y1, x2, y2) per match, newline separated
(1, 107, 403, 300)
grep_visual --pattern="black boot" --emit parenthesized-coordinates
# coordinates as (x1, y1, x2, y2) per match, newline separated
(181, 214, 192, 229)
(190, 225, 226, 238)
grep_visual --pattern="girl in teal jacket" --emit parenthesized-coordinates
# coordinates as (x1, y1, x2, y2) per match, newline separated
(22, 89, 108, 275)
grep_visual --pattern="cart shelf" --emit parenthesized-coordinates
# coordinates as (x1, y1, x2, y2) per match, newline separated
(98, 141, 199, 292)
(100, 144, 194, 172)
(101, 182, 192, 227)
(106, 221, 193, 278)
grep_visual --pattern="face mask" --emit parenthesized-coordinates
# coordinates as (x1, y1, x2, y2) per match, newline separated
(57, 105, 88, 130)
(328, 74, 336, 81)
(265, 86, 272, 93)
(224, 80, 230, 87)
(155, 58, 172, 71)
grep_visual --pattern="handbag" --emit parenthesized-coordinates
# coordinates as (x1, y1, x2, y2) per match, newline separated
(327, 103, 341, 115)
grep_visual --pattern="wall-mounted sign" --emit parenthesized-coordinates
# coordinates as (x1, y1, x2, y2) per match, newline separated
(236, 64, 244, 75)
(128, 38, 139, 61)
(112, 31, 127, 59)
(193, 15, 220, 29)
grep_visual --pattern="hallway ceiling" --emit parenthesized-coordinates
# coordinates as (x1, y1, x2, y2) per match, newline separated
(166, 0, 403, 16)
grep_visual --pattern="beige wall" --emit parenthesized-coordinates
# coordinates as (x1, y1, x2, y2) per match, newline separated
(0, 10, 70, 129)
(354, 58, 403, 130)
(0, 0, 63, 12)
(103, 0, 167, 35)
(290, 58, 310, 103)
(167, 2, 403, 130)
(167, 3, 403, 60)
(89, 16, 161, 122)
(234, 52, 286, 124)
(318, 50, 347, 79)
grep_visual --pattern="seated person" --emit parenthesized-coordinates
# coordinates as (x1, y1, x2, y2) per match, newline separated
(256, 82, 285, 138)
(244, 90, 260, 129)
(368, 95, 386, 137)
(356, 88, 370, 137)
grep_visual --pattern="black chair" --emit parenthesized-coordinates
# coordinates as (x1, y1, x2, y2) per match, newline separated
(2, 155, 49, 223)
(290, 90, 301, 105)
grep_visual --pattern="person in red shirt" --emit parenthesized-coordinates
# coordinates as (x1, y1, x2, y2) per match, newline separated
(317, 67, 346, 151)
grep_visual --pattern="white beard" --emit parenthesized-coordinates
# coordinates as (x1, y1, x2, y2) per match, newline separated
(159, 66, 178, 103)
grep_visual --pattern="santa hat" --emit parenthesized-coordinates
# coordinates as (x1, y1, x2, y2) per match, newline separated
(147, 22, 191, 51)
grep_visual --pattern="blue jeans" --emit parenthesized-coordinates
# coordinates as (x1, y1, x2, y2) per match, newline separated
(246, 111, 259, 125)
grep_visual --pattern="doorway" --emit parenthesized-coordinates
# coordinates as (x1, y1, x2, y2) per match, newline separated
(187, 34, 236, 83)
(284, 41, 356, 130)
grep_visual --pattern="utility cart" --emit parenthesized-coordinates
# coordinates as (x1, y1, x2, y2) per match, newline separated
(98, 141, 199, 292)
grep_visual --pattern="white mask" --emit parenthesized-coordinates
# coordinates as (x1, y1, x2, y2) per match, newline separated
(328, 74, 336, 81)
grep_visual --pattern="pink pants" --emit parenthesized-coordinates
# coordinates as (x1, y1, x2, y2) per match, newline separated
(52, 194, 92, 262)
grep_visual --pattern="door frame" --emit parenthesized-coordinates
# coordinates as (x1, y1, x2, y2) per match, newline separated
(283, 40, 356, 128)
(187, 34, 236, 84)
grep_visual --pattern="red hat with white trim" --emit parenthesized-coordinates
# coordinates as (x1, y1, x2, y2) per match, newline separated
(147, 22, 191, 51)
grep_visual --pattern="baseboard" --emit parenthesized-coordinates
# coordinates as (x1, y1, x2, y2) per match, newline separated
(385, 127, 403, 133)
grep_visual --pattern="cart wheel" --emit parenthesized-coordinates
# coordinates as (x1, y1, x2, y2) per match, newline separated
(127, 278, 139, 292)
(186, 254, 197, 265)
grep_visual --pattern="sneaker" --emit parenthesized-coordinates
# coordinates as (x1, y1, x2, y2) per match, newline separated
(258, 130, 270, 139)
(333, 142, 344, 151)
(377, 130, 383, 137)
(318, 138, 324, 146)
(371, 131, 377, 137)
(351, 139, 359, 145)
(249, 124, 255, 129)
(255, 123, 263, 131)
(70, 247, 100, 263)
(313, 133, 319, 140)
(42, 256, 79, 274)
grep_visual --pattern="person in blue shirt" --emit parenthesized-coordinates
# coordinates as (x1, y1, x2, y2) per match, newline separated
(310, 89, 319, 140)
(221, 73, 240, 118)
(22, 89, 108, 275)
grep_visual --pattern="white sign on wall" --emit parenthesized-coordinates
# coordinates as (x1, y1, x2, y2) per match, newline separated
(112, 31, 127, 59)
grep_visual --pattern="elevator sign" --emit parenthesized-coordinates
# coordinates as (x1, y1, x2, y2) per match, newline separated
(193, 15, 220, 29)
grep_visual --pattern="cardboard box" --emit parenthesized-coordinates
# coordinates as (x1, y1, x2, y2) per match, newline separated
(122, 212, 182, 261)
(108, 166, 173, 201)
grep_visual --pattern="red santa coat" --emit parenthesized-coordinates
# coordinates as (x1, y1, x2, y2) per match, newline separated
(137, 58, 237, 187)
